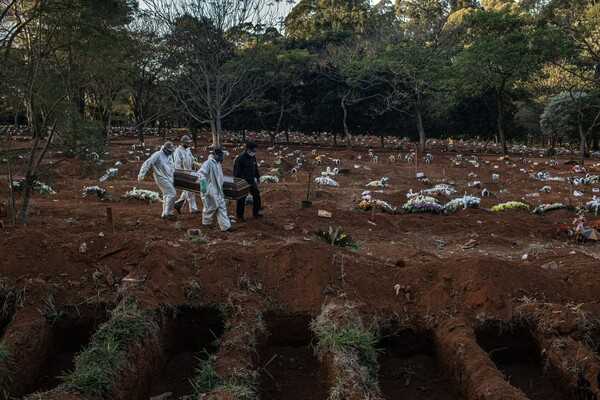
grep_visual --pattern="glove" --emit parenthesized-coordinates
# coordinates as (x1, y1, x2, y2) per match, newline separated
(201, 179, 207, 195)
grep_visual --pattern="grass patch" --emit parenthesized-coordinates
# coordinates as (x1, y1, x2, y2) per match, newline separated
(0, 341, 14, 399)
(311, 302, 382, 400)
(187, 352, 259, 400)
(314, 226, 359, 251)
(61, 298, 158, 397)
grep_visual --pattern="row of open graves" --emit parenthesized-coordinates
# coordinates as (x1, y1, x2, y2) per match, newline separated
(0, 298, 598, 400)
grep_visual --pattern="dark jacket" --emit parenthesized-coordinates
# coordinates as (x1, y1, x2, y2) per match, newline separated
(233, 152, 260, 183)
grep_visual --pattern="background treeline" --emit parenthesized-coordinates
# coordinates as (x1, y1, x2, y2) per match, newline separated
(1, 0, 599, 156)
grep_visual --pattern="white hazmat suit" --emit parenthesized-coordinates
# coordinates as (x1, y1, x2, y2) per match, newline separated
(198, 154, 231, 231)
(138, 144, 177, 218)
(174, 145, 198, 213)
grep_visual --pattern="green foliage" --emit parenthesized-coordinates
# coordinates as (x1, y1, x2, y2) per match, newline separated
(311, 302, 382, 399)
(61, 299, 158, 397)
(315, 226, 359, 251)
(284, 0, 375, 45)
(540, 91, 587, 140)
(188, 352, 259, 399)
(0, 341, 14, 399)
(189, 354, 222, 395)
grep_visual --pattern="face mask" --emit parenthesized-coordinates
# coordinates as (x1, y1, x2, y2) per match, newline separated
(183, 144, 189, 149)
(164, 149, 172, 156)
(248, 150, 256, 157)
(217, 155, 224, 163)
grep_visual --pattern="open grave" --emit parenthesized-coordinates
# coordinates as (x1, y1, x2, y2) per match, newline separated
(145, 306, 225, 399)
(377, 329, 461, 400)
(20, 307, 106, 397)
(258, 313, 329, 400)
(476, 325, 572, 400)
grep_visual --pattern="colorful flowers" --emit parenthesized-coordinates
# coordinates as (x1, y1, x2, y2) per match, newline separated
(357, 199, 396, 214)
(491, 201, 530, 212)
(403, 196, 446, 214)
(532, 203, 565, 214)
(314, 226, 359, 250)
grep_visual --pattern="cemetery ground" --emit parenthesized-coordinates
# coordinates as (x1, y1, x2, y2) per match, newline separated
(1, 131, 600, 400)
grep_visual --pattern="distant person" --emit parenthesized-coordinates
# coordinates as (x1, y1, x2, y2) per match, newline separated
(138, 141, 177, 220)
(174, 135, 201, 214)
(234, 141, 262, 222)
(198, 148, 235, 232)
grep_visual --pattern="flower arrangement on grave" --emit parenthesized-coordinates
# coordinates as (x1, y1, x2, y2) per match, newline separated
(259, 175, 279, 184)
(366, 177, 389, 188)
(422, 184, 457, 196)
(555, 223, 573, 238)
(444, 195, 481, 213)
(530, 171, 550, 181)
(403, 195, 446, 214)
(11, 180, 56, 195)
(123, 187, 161, 203)
(314, 226, 359, 250)
(314, 176, 339, 187)
(585, 196, 600, 215)
(491, 201, 530, 212)
(83, 185, 111, 201)
(357, 191, 396, 213)
(532, 203, 565, 214)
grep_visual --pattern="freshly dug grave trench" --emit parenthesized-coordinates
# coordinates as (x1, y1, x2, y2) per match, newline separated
(145, 306, 225, 399)
(476, 326, 572, 400)
(258, 313, 329, 400)
(20, 310, 106, 397)
(0, 316, 10, 338)
(377, 329, 461, 400)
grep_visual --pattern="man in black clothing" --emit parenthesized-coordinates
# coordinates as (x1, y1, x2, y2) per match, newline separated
(234, 142, 262, 221)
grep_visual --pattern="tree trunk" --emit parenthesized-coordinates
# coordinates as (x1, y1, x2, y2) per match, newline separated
(415, 95, 426, 153)
(274, 102, 285, 146)
(341, 91, 351, 149)
(496, 90, 507, 155)
(210, 119, 217, 147)
(216, 116, 222, 148)
(137, 123, 144, 144)
(578, 112, 586, 166)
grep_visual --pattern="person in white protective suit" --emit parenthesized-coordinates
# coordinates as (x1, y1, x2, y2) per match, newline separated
(173, 135, 202, 214)
(198, 148, 235, 232)
(138, 141, 177, 220)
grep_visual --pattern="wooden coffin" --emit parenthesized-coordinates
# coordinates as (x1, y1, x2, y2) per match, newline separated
(223, 176, 250, 200)
(174, 170, 250, 200)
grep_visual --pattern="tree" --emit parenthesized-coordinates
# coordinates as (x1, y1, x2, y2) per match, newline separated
(452, 1, 550, 154)
(368, 0, 455, 152)
(284, 0, 374, 45)
(143, 0, 277, 147)
(541, 91, 600, 164)
(2, 0, 137, 225)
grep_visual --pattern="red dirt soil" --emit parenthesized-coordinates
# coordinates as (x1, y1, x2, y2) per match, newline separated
(1, 132, 600, 399)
